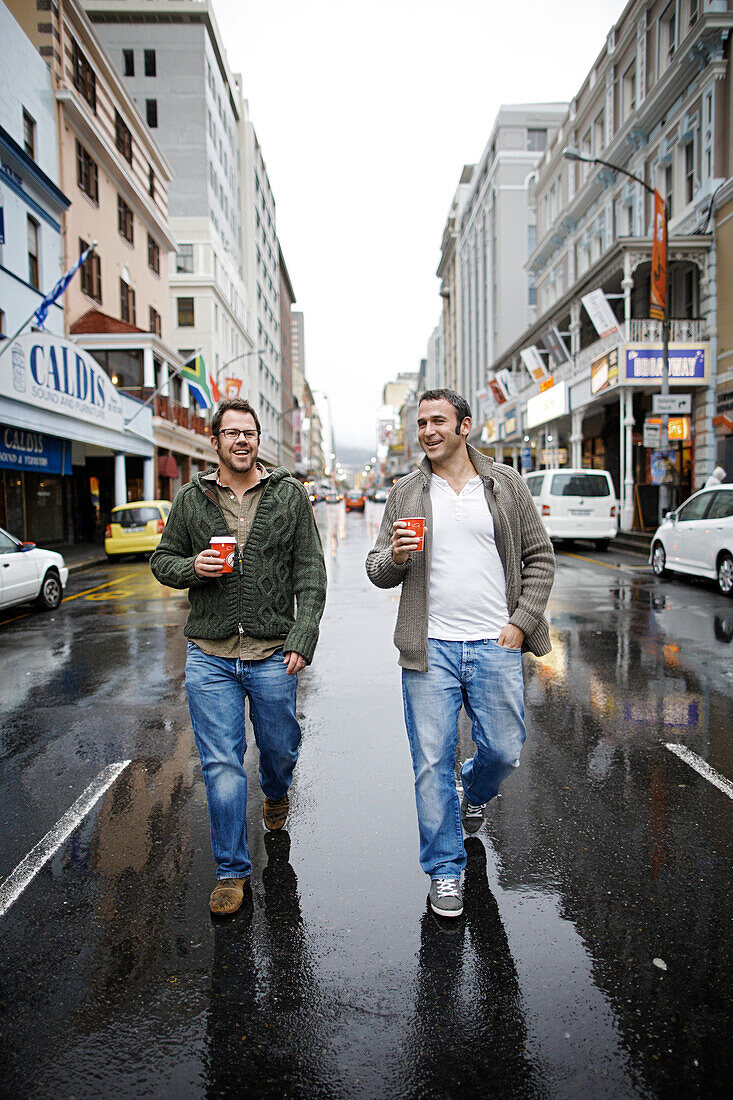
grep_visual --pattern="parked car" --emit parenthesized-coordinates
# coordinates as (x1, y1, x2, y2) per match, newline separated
(524, 469, 617, 549)
(345, 490, 366, 512)
(372, 488, 390, 503)
(0, 526, 68, 611)
(650, 484, 733, 596)
(324, 490, 343, 504)
(105, 500, 171, 559)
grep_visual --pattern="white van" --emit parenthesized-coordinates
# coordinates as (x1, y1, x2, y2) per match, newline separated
(523, 468, 618, 549)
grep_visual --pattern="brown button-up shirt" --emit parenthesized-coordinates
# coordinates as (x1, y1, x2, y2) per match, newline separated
(190, 465, 287, 661)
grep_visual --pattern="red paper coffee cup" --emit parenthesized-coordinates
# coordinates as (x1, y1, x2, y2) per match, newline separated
(402, 516, 425, 551)
(211, 536, 236, 573)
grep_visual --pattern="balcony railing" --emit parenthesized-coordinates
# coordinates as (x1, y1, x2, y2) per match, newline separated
(629, 318, 705, 343)
(154, 395, 207, 436)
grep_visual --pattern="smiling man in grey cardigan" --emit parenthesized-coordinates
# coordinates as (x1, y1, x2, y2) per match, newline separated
(366, 390, 554, 918)
(151, 398, 326, 917)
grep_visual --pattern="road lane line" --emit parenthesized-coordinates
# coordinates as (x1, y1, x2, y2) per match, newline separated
(0, 760, 131, 918)
(665, 743, 733, 801)
(558, 550, 652, 573)
(62, 572, 142, 603)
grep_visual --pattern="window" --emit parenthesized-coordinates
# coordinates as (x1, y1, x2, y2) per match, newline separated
(176, 243, 194, 273)
(149, 306, 161, 337)
(144, 49, 156, 77)
(79, 239, 101, 302)
(123, 49, 134, 76)
(663, 4, 677, 63)
(146, 99, 158, 128)
(148, 164, 155, 199)
(72, 39, 96, 112)
(76, 140, 98, 203)
(27, 216, 39, 289)
(665, 163, 673, 212)
(22, 109, 35, 159)
(593, 112, 605, 155)
(622, 63, 636, 120)
(177, 297, 194, 326)
(685, 141, 695, 203)
(120, 279, 136, 325)
(147, 234, 160, 275)
(117, 195, 134, 244)
(689, 0, 699, 26)
(0, 309, 5, 336)
(708, 491, 733, 520)
(678, 491, 713, 522)
(115, 111, 132, 164)
(527, 128, 547, 152)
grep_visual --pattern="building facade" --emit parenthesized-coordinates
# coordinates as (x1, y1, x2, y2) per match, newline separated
(1, 0, 161, 543)
(481, 0, 732, 530)
(278, 245, 296, 471)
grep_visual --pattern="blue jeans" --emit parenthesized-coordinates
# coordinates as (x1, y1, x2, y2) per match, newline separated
(402, 638, 526, 880)
(185, 642, 301, 880)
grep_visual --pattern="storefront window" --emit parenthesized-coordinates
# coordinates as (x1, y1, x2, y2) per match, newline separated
(25, 475, 65, 544)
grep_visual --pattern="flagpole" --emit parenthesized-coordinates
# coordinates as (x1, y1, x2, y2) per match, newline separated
(123, 348, 202, 427)
(0, 241, 98, 364)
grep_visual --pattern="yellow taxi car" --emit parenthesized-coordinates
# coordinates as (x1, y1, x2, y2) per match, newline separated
(104, 500, 172, 559)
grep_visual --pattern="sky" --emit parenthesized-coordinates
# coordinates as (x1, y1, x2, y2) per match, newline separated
(214, 0, 627, 452)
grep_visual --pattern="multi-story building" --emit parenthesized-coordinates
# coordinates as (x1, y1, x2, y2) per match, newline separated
(424, 322, 443, 391)
(278, 245, 296, 471)
(290, 309, 306, 473)
(485, 0, 731, 530)
(437, 165, 474, 393)
(83, 0, 261, 454)
(2, 0, 167, 541)
(236, 87, 282, 464)
(450, 104, 567, 446)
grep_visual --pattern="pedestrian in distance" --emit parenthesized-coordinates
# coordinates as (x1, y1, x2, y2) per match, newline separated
(366, 389, 555, 918)
(150, 398, 327, 916)
(704, 465, 727, 488)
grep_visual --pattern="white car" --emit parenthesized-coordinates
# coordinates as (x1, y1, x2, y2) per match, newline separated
(524, 468, 618, 549)
(0, 527, 68, 611)
(650, 484, 733, 596)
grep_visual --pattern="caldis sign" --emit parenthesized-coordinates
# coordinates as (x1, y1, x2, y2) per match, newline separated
(0, 333, 123, 431)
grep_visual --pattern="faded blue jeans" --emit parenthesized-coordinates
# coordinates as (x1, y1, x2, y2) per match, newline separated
(402, 638, 526, 880)
(185, 642, 301, 880)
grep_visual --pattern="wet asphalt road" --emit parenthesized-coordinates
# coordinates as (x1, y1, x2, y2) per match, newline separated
(0, 501, 731, 1099)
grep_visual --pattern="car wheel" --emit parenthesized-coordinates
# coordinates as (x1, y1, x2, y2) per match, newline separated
(595, 539, 610, 552)
(651, 542, 667, 577)
(36, 569, 62, 610)
(717, 553, 733, 597)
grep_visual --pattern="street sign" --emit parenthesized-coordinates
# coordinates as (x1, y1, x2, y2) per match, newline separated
(643, 421, 661, 449)
(653, 393, 691, 415)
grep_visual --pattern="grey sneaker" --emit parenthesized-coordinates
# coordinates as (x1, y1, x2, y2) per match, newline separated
(461, 797, 485, 834)
(429, 877, 464, 918)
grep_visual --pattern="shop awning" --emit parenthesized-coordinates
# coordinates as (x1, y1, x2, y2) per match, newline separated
(158, 454, 179, 478)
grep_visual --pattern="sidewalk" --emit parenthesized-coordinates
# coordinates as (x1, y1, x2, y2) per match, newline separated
(57, 543, 109, 574)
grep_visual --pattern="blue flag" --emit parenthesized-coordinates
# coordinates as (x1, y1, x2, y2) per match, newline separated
(34, 244, 95, 329)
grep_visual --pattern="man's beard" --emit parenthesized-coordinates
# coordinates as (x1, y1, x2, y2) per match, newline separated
(219, 447, 257, 474)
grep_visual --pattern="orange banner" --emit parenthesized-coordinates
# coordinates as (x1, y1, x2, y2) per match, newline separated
(225, 377, 242, 400)
(650, 189, 667, 321)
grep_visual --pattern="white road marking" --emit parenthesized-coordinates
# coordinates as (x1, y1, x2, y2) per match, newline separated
(665, 743, 733, 801)
(0, 760, 131, 918)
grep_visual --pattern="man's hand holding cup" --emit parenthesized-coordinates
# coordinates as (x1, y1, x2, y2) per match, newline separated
(194, 536, 236, 579)
(391, 518, 425, 564)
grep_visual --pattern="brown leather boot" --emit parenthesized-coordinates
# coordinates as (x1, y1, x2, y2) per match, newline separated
(263, 793, 289, 831)
(209, 877, 249, 916)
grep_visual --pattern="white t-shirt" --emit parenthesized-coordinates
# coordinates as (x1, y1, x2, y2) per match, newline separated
(427, 474, 509, 640)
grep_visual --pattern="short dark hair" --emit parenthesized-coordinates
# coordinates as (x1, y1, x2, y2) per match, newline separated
(211, 398, 261, 438)
(418, 389, 471, 434)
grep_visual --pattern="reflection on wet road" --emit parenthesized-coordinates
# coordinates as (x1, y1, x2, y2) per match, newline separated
(0, 504, 731, 1097)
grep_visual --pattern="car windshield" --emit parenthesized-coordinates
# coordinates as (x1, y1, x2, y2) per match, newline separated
(347, 491, 362, 499)
(550, 474, 610, 498)
(113, 507, 160, 527)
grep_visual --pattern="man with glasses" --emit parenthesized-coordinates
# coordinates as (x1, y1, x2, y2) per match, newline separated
(151, 398, 327, 915)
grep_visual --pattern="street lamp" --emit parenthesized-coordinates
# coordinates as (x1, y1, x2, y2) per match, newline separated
(563, 147, 670, 521)
(216, 347, 267, 383)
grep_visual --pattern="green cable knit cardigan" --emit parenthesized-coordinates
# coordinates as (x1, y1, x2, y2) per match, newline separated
(150, 468, 327, 664)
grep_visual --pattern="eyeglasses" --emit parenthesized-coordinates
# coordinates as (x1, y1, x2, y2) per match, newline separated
(218, 428, 259, 441)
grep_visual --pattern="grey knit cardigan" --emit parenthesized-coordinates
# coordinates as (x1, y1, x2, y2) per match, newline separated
(365, 446, 555, 671)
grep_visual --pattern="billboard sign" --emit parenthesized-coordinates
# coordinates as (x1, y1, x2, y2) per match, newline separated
(1, 333, 124, 431)
(581, 288, 623, 339)
(591, 347, 619, 394)
(520, 345, 552, 384)
(622, 344, 709, 386)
